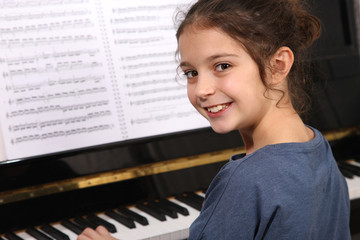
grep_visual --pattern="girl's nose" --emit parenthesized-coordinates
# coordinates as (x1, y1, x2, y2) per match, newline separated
(195, 74, 215, 99)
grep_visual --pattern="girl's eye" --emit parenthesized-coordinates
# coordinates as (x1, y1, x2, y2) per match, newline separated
(184, 70, 198, 79)
(215, 63, 231, 71)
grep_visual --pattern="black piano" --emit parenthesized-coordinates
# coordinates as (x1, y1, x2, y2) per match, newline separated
(1, 0, 360, 239)
(1, 126, 360, 240)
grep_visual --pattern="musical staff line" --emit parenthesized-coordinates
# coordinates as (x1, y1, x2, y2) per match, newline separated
(0, 34, 96, 48)
(124, 69, 173, 79)
(6, 75, 104, 93)
(10, 87, 107, 105)
(7, 100, 109, 118)
(12, 124, 113, 144)
(114, 36, 164, 45)
(0, 19, 94, 35)
(130, 110, 197, 125)
(10, 110, 112, 132)
(0, 9, 90, 22)
(111, 16, 159, 24)
(111, 4, 178, 14)
(3, 49, 99, 64)
(129, 94, 187, 106)
(125, 78, 175, 88)
(112, 25, 173, 34)
(0, 0, 89, 9)
(128, 86, 184, 97)
(6, 61, 102, 78)
(121, 51, 174, 61)
(124, 60, 174, 70)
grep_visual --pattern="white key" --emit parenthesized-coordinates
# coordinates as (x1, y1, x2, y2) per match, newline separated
(14, 231, 36, 240)
(344, 161, 360, 200)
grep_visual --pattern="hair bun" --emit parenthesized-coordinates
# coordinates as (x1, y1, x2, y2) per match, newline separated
(297, 12, 321, 49)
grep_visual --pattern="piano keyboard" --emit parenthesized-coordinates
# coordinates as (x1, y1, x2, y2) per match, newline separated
(0, 192, 205, 240)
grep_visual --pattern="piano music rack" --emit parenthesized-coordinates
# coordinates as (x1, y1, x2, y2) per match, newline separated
(1, 125, 359, 205)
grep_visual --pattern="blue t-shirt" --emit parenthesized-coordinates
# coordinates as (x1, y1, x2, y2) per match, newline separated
(189, 127, 350, 240)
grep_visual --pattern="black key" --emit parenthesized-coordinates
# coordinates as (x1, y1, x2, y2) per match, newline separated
(26, 227, 52, 240)
(149, 201, 178, 218)
(40, 224, 70, 240)
(61, 220, 84, 235)
(105, 209, 136, 229)
(158, 199, 189, 216)
(136, 202, 166, 221)
(117, 207, 149, 225)
(338, 166, 354, 179)
(339, 162, 360, 176)
(74, 217, 98, 229)
(186, 192, 205, 204)
(4, 232, 23, 240)
(86, 213, 117, 233)
(175, 194, 202, 211)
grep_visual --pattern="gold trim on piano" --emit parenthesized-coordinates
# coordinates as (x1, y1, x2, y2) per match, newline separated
(0, 125, 359, 205)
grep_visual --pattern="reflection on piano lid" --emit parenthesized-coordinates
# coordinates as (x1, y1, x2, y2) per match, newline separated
(1, 191, 205, 240)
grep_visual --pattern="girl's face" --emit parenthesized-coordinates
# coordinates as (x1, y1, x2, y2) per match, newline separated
(178, 27, 272, 134)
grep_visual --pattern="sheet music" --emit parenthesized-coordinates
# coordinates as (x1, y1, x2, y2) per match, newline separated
(0, 0, 208, 161)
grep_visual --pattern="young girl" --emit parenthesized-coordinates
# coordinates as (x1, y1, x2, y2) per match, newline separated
(78, 0, 350, 239)
(176, 0, 350, 239)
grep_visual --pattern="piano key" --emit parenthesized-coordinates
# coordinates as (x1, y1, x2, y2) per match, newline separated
(117, 206, 149, 226)
(4, 232, 24, 240)
(339, 166, 354, 179)
(339, 162, 360, 176)
(40, 224, 70, 240)
(86, 213, 117, 233)
(10, 232, 36, 240)
(148, 201, 178, 219)
(104, 209, 136, 229)
(175, 194, 202, 211)
(157, 199, 189, 216)
(135, 202, 166, 221)
(185, 192, 205, 204)
(25, 227, 52, 240)
(344, 161, 360, 200)
(73, 217, 99, 230)
(60, 220, 84, 235)
(50, 224, 78, 240)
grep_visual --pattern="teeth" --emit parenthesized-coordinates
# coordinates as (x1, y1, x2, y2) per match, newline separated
(207, 104, 229, 113)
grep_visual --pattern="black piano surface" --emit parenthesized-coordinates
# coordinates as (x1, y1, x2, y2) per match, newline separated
(0, 127, 360, 239)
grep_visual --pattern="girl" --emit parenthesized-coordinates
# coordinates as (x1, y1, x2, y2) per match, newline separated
(78, 0, 350, 239)
(176, 0, 350, 239)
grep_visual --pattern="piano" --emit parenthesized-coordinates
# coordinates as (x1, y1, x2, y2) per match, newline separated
(0, 126, 360, 240)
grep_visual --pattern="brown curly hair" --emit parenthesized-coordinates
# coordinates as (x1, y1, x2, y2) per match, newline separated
(175, 0, 321, 117)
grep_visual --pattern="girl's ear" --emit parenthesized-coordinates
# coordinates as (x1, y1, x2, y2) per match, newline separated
(268, 46, 294, 85)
